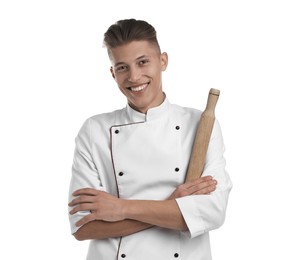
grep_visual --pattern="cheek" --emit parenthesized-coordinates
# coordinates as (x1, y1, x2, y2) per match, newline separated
(114, 74, 126, 86)
(145, 66, 161, 79)
(150, 67, 162, 83)
(117, 85, 128, 98)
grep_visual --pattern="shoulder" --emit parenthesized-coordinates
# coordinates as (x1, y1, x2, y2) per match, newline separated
(169, 102, 223, 136)
(170, 103, 202, 119)
(89, 108, 125, 126)
(77, 108, 125, 136)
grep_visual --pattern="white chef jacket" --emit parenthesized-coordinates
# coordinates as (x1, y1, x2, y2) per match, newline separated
(69, 96, 232, 260)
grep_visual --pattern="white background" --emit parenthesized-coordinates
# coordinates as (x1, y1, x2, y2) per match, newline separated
(1, 0, 299, 259)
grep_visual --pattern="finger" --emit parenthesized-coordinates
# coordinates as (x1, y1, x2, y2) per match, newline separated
(69, 203, 95, 215)
(68, 195, 95, 207)
(197, 176, 214, 184)
(188, 179, 217, 194)
(185, 176, 213, 186)
(75, 213, 96, 227)
(72, 188, 98, 196)
(200, 175, 213, 181)
(187, 178, 216, 191)
(193, 182, 217, 195)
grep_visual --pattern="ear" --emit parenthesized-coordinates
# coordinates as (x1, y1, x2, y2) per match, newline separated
(110, 66, 115, 79)
(160, 52, 168, 71)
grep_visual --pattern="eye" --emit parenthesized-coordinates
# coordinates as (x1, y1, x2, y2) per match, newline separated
(115, 65, 128, 72)
(138, 59, 150, 66)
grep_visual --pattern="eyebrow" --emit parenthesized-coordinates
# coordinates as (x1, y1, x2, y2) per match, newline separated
(114, 55, 150, 67)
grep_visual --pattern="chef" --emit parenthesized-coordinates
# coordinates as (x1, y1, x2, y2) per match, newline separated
(68, 18, 232, 260)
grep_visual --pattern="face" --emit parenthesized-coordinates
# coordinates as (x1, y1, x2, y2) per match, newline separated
(109, 40, 168, 114)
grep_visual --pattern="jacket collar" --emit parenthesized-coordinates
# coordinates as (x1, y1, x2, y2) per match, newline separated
(125, 94, 170, 123)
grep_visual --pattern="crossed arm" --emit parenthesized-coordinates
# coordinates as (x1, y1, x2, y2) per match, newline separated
(69, 176, 217, 241)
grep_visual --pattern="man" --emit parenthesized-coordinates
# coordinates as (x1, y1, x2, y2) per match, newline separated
(68, 18, 232, 260)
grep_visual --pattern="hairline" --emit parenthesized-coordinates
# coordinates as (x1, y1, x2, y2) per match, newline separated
(106, 40, 162, 60)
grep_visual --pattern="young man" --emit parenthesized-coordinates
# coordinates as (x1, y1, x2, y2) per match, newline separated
(68, 19, 232, 260)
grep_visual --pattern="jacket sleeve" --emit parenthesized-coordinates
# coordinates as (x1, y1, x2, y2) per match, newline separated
(68, 118, 104, 234)
(175, 119, 232, 238)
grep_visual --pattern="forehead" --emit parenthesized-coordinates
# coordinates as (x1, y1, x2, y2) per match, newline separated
(108, 40, 160, 65)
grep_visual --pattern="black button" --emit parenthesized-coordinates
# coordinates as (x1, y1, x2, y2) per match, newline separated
(175, 126, 180, 130)
(175, 168, 180, 172)
(121, 253, 126, 258)
(174, 253, 179, 258)
(119, 172, 124, 176)
(115, 129, 119, 134)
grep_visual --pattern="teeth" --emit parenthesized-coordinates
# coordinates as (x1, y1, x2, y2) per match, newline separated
(130, 84, 147, 92)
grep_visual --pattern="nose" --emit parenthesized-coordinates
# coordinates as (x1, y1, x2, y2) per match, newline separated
(128, 67, 141, 82)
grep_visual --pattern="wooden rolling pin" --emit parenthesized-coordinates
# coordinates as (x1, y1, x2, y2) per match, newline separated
(185, 88, 220, 182)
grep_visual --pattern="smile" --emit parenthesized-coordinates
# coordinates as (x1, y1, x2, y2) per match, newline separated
(129, 83, 148, 92)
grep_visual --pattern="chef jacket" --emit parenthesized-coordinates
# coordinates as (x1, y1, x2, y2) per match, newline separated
(69, 96, 232, 260)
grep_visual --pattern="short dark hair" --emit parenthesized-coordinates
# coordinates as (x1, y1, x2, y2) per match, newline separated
(103, 19, 161, 52)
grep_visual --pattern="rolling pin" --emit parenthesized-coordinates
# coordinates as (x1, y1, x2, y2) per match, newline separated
(185, 88, 220, 182)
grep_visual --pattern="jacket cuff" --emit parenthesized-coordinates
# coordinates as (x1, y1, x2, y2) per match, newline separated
(175, 196, 206, 239)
